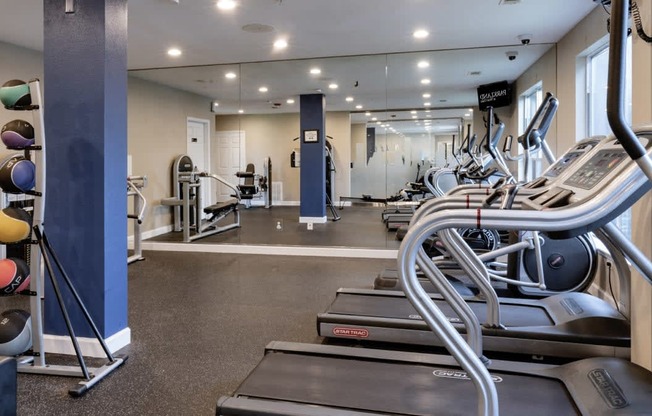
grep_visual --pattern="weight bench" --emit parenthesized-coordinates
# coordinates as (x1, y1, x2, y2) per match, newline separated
(204, 198, 239, 219)
(0, 356, 16, 416)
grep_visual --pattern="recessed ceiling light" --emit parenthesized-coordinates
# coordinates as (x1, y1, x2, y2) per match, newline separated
(422, 93, 431, 98)
(412, 115, 417, 119)
(420, 78, 431, 85)
(225, 72, 237, 79)
(424, 102, 431, 106)
(216, 0, 237, 10)
(239, 109, 245, 114)
(371, 117, 378, 121)
(425, 110, 431, 113)
(213, 102, 219, 107)
(355, 105, 363, 109)
(309, 68, 321, 75)
(274, 39, 288, 49)
(365, 112, 371, 116)
(413, 29, 429, 39)
(410, 110, 417, 114)
(259, 86, 268, 92)
(286, 98, 295, 104)
(345, 96, 354, 102)
(417, 60, 430, 68)
(376, 121, 381, 125)
(329, 83, 338, 89)
(167, 48, 182, 57)
(468, 108, 474, 112)
(464, 113, 471, 117)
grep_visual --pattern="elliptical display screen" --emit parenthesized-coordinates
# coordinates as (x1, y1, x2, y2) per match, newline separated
(564, 149, 627, 190)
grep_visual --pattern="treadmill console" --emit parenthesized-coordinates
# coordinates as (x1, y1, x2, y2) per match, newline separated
(524, 137, 602, 189)
(544, 137, 603, 179)
(520, 133, 652, 239)
(564, 148, 628, 190)
(523, 134, 652, 212)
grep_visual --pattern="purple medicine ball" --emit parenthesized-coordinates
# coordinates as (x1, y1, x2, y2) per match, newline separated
(1, 120, 35, 149)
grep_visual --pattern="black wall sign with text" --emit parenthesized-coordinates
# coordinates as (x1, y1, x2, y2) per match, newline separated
(477, 81, 512, 111)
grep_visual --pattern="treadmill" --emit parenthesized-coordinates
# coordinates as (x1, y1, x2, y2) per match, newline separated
(317, 130, 649, 359)
(217, 6, 652, 414)
(218, 125, 652, 416)
(217, 123, 652, 416)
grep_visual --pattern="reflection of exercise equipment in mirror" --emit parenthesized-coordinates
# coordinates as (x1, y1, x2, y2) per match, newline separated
(291, 136, 341, 221)
(235, 157, 272, 209)
(162, 155, 241, 242)
(127, 176, 146, 264)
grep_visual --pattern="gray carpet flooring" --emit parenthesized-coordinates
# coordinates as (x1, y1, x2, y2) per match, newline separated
(15, 251, 395, 416)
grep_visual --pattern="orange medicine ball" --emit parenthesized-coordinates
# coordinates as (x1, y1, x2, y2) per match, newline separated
(0, 258, 30, 295)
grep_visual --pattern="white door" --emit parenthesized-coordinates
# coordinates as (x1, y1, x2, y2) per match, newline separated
(216, 130, 245, 201)
(187, 118, 211, 216)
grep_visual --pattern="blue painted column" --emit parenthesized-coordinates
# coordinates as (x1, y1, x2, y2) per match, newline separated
(299, 94, 326, 222)
(43, 0, 128, 341)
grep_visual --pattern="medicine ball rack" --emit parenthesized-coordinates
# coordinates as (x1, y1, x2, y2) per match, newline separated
(2, 79, 125, 396)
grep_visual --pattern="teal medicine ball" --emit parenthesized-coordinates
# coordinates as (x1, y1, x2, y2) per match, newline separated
(0, 80, 31, 108)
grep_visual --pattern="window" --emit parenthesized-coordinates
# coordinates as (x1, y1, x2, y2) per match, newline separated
(585, 37, 633, 238)
(518, 83, 543, 182)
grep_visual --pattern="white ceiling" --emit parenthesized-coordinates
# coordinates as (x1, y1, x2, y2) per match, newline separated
(0, 0, 600, 133)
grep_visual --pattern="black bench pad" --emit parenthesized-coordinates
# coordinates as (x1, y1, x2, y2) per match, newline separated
(204, 199, 239, 215)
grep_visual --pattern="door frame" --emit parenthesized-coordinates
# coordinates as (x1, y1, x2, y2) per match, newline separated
(187, 117, 212, 206)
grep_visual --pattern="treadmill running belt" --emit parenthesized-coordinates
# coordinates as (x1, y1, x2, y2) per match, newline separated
(234, 352, 578, 415)
(329, 293, 553, 327)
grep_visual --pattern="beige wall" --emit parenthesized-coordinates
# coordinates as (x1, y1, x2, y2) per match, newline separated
(216, 111, 352, 202)
(127, 76, 216, 233)
(556, 6, 610, 149)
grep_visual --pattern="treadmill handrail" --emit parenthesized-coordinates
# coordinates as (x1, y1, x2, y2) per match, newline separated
(608, 0, 652, 180)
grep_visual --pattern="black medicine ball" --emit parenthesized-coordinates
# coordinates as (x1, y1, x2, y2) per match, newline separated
(0, 309, 32, 356)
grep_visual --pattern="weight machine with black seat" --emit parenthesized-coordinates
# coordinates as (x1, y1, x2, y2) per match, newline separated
(235, 157, 272, 209)
(161, 154, 241, 242)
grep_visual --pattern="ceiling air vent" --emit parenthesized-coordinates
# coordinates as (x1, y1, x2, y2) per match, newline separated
(499, 0, 521, 5)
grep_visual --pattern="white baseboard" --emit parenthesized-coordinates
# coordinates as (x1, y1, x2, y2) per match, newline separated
(141, 241, 398, 259)
(299, 216, 327, 224)
(272, 200, 300, 206)
(43, 327, 131, 358)
(128, 224, 173, 248)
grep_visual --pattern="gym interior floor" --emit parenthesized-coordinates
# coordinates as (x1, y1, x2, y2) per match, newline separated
(10, 204, 400, 415)
(146, 204, 401, 250)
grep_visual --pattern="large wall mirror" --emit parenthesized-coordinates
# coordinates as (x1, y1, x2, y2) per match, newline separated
(130, 43, 552, 247)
